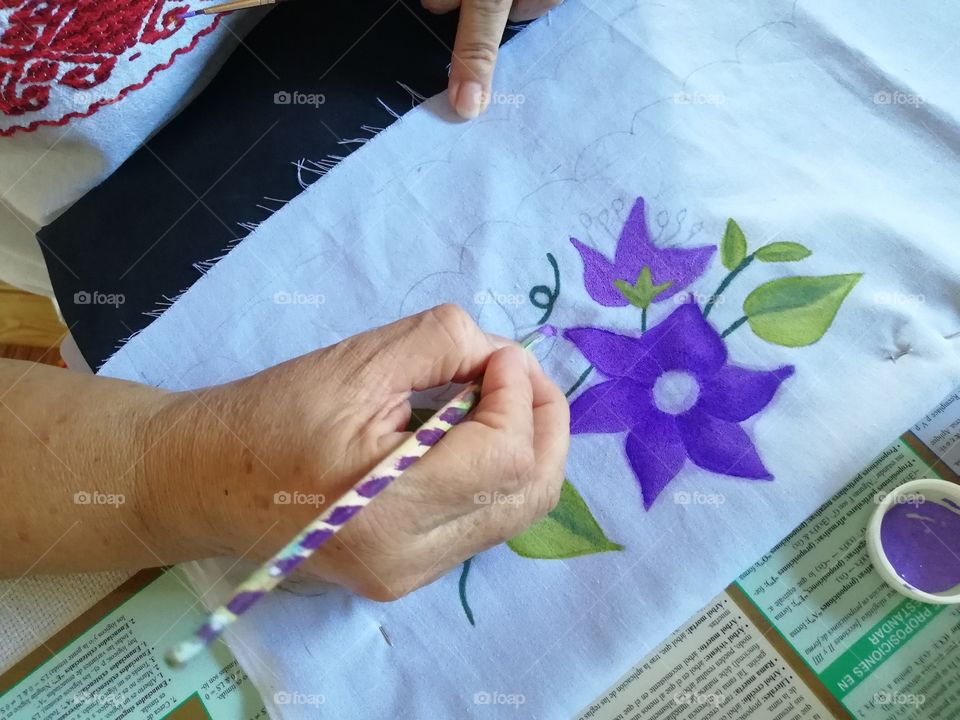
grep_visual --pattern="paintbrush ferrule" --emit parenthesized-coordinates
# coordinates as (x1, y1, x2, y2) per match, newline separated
(182, 0, 277, 18)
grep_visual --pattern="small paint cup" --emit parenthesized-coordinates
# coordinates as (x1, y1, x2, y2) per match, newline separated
(866, 478, 960, 604)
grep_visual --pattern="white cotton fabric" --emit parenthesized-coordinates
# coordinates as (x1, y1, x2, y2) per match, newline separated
(100, 1, 960, 717)
(0, 12, 264, 296)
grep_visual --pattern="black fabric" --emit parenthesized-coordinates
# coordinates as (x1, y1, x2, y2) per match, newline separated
(40, 0, 522, 368)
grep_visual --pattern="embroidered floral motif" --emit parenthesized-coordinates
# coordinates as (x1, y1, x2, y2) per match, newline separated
(0, 1, 219, 135)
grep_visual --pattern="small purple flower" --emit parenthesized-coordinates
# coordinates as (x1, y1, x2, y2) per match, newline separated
(564, 302, 794, 508)
(571, 197, 715, 307)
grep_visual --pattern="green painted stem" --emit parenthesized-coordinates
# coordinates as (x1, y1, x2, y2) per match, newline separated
(703, 255, 755, 318)
(459, 558, 476, 626)
(641, 306, 648, 333)
(565, 365, 595, 398)
(721, 315, 749, 338)
(530, 252, 561, 325)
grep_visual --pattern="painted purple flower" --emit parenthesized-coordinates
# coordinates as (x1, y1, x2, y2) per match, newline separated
(564, 301, 794, 508)
(571, 197, 715, 307)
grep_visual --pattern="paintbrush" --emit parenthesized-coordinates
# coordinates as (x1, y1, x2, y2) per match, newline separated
(165, 325, 556, 667)
(180, 0, 283, 19)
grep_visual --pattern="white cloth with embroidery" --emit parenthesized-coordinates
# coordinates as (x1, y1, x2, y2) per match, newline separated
(0, 8, 263, 295)
(100, 1, 960, 717)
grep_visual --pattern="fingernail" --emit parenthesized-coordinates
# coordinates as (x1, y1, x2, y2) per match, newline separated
(454, 81, 486, 120)
(510, 0, 563, 22)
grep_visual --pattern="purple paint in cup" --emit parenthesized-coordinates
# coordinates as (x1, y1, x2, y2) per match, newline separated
(867, 478, 960, 604)
(880, 500, 960, 593)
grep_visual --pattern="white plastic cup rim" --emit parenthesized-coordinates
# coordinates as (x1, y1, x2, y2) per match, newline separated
(866, 478, 960, 605)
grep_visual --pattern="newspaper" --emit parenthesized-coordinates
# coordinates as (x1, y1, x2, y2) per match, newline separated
(0, 568, 267, 719)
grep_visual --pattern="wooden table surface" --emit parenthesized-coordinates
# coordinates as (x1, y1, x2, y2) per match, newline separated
(0, 282, 66, 364)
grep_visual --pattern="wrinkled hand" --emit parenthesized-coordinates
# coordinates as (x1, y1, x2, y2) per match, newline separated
(423, 0, 563, 119)
(149, 305, 569, 601)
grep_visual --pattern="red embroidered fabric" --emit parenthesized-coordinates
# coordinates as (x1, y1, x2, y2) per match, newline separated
(0, 0, 219, 134)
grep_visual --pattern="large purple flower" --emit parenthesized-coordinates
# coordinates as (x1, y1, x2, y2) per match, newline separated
(571, 197, 715, 307)
(564, 302, 794, 508)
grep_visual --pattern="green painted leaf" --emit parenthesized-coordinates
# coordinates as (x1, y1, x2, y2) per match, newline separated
(614, 267, 672, 310)
(744, 274, 862, 347)
(508, 480, 624, 559)
(755, 242, 812, 263)
(721, 219, 748, 270)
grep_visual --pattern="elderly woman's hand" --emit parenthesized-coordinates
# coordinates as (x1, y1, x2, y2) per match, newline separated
(1, 306, 569, 605)
(146, 305, 570, 600)
(424, 0, 563, 119)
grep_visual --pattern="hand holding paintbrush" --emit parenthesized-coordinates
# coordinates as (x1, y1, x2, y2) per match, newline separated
(158, 306, 568, 665)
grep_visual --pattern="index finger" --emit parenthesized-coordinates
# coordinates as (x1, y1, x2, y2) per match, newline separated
(346, 305, 507, 392)
(449, 0, 513, 119)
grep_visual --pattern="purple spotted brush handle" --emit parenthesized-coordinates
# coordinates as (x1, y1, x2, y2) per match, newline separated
(166, 383, 479, 666)
(166, 326, 552, 666)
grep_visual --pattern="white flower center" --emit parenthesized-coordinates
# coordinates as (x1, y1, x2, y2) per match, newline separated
(653, 371, 700, 415)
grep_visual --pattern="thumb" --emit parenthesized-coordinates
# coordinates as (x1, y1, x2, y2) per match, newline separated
(449, 0, 513, 119)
